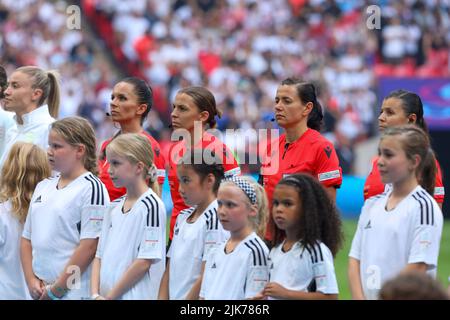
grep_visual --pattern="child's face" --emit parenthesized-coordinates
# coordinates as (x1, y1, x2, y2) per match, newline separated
(377, 136, 416, 185)
(272, 184, 302, 233)
(217, 184, 255, 233)
(106, 150, 140, 188)
(177, 164, 212, 207)
(47, 130, 81, 174)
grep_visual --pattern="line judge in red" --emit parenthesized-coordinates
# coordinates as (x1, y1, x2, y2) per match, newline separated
(168, 86, 240, 241)
(260, 78, 342, 241)
(99, 77, 166, 200)
(364, 89, 444, 208)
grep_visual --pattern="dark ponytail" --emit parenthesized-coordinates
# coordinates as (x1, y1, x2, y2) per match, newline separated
(281, 78, 323, 131)
(421, 148, 437, 196)
(0, 66, 7, 99)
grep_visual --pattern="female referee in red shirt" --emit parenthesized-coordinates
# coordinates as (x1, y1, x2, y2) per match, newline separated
(168, 86, 240, 240)
(364, 90, 444, 207)
(99, 77, 166, 200)
(260, 78, 342, 240)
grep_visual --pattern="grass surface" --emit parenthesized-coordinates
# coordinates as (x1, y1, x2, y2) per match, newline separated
(335, 219, 450, 299)
(165, 217, 450, 299)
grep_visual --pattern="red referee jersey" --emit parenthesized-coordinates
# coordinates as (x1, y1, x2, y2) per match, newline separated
(364, 156, 445, 203)
(261, 129, 342, 240)
(168, 131, 240, 239)
(98, 131, 166, 201)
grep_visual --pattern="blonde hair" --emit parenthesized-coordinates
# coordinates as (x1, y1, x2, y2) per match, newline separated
(106, 133, 159, 194)
(16, 66, 60, 118)
(221, 176, 268, 239)
(0, 142, 51, 223)
(51, 117, 98, 175)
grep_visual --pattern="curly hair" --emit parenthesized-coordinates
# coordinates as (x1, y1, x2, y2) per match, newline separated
(270, 173, 343, 256)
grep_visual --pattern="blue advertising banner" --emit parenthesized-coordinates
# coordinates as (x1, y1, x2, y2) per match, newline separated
(379, 77, 450, 130)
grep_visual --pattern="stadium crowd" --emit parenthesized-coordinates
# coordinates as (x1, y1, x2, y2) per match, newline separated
(1, 0, 449, 174)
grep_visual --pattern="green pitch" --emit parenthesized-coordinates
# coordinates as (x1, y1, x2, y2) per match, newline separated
(335, 219, 450, 300)
(165, 217, 449, 300)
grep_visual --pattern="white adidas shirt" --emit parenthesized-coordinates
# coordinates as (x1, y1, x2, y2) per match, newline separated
(0, 105, 54, 170)
(96, 188, 166, 300)
(349, 185, 443, 300)
(0, 201, 31, 299)
(200, 232, 270, 300)
(167, 200, 229, 299)
(22, 172, 110, 300)
(268, 241, 338, 299)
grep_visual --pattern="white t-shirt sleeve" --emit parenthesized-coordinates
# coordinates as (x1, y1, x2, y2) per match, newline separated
(80, 204, 108, 239)
(244, 249, 269, 299)
(408, 198, 443, 268)
(311, 243, 339, 294)
(137, 202, 165, 261)
(80, 181, 110, 240)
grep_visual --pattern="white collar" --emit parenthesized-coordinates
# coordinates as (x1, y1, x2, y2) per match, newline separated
(14, 105, 52, 126)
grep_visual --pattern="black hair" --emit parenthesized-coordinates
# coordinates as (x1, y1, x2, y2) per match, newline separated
(281, 78, 323, 131)
(178, 148, 225, 194)
(385, 90, 428, 133)
(121, 77, 153, 125)
(0, 66, 6, 99)
(270, 173, 343, 256)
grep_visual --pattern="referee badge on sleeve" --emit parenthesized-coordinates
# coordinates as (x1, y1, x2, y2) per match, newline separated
(318, 170, 340, 182)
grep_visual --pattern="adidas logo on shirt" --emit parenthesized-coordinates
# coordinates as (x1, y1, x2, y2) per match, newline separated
(364, 220, 372, 229)
(211, 262, 217, 269)
(34, 195, 42, 203)
(174, 227, 179, 235)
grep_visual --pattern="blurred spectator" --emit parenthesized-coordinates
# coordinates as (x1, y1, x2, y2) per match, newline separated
(0, 0, 117, 144)
(3, 0, 448, 175)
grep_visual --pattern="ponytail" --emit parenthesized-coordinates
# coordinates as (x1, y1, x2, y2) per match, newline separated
(46, 71, 60, 118)
(307, 96, 323, 132)
(421, 148, 437, 196)
(15, 66, 60, 118)
(147, 164, 160, 195)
